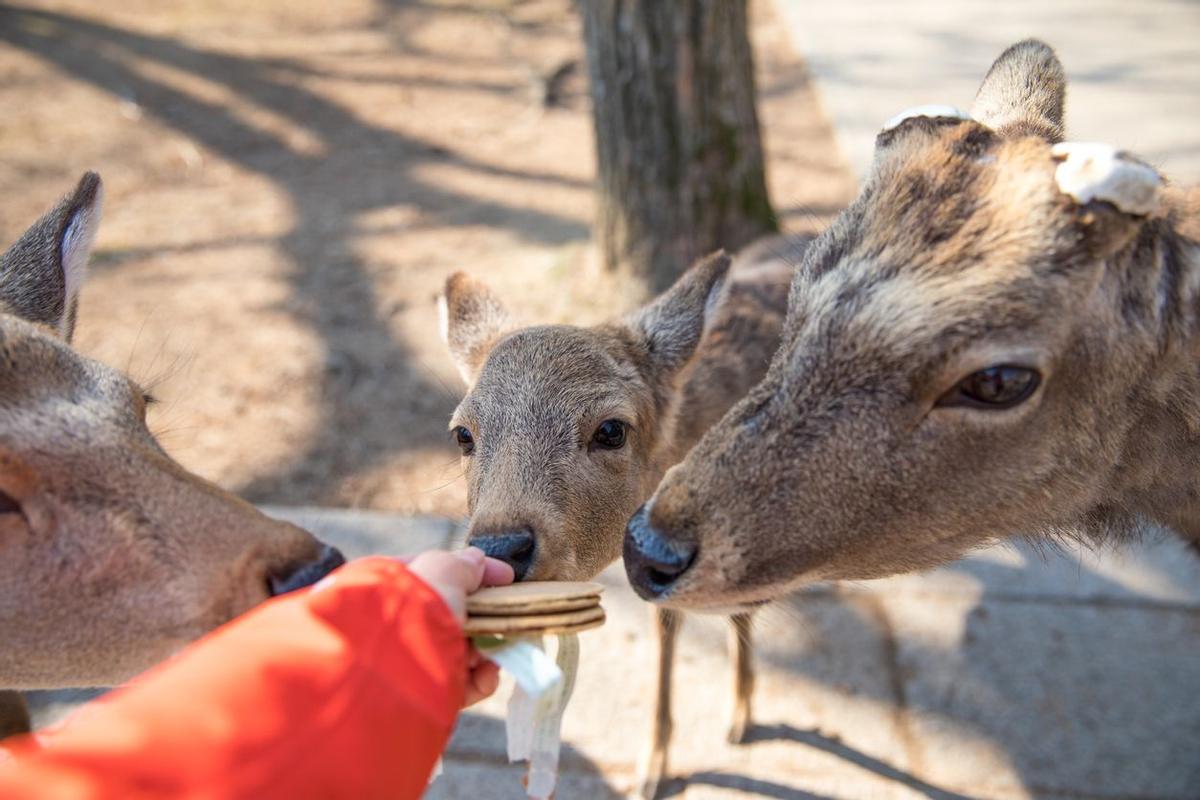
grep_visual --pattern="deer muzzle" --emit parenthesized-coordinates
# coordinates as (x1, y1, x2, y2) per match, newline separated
(267, 544, 346, 597)
(623, 504, 698, 600)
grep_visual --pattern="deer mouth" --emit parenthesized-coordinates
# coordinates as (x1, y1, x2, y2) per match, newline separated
(267, 545, 346, 597)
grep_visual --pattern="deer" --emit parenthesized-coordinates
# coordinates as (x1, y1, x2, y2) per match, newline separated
(0, 173, 345, 738)
(622, 40, 1200, 616)
(439, 240, 803, 798)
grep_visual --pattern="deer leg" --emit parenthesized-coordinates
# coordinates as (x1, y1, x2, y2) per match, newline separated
(726, 612, 755, 744)
(0, 691, 31, 741)
(638, 606, 680, 800)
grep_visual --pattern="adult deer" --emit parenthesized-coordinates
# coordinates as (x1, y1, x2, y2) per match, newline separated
(625, 40, 1200, 610)
(0, 174, 343, 734)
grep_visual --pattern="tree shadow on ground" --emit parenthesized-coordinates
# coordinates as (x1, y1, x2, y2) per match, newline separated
(658, 770, 836, 800)
(432, 712, 623, 799)
(0, 3, 588, 506)
(725, 540, 1200, 800)
(741, 725, 976, 800)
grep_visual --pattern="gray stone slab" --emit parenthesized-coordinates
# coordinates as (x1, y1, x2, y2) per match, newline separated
(426, 758, 625, 800)
(23, 688, 106, 730)
(776, 0, 1200, 184)
(878, 590, 1200, 799)
(261, 504, 456, 558)
(875, 535, 1200, 608)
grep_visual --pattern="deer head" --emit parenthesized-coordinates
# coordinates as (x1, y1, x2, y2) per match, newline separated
(624, 40, 1194, 611)
(0, 174, 343, 688)
(441, 253, 731, 581)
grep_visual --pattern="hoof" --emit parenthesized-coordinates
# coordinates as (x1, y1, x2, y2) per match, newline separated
(637, 751, 668, 799)
(726, 709, 752, 745)
(638, 775, 663, 800)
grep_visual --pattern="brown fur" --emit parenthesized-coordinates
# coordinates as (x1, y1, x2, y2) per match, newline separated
(626, 40, 1200, 611)
(0, 175, 339, 732)
(440, 244, 798, 797)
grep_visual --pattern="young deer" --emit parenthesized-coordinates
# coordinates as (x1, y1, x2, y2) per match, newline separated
(624, 40, 1200, 611)
(440, 245, 799, 798)
(0, 174, 344, 734)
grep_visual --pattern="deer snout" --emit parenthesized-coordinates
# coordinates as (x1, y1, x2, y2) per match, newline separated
(267, 544, 346, 597)
(623, 504, 697, 600)
(470, 530, 536, 581)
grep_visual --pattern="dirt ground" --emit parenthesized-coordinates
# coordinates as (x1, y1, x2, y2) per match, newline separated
(0, 0, 853, 516)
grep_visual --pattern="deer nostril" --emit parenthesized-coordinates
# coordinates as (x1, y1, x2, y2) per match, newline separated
(470, 530, 536, 581)
(623, 504, 698, 600)
(268, 544, 346, 597)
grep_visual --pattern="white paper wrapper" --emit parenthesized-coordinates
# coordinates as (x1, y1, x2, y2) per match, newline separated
(474, 634, 580, 799)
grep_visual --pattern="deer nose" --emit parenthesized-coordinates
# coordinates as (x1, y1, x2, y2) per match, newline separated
(268, 544, 346, 597)
(623, 504, 697, 600)
(470, 530, 536, 581)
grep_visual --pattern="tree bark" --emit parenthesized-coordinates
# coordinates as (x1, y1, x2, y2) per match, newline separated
(580, 0, 777, 293)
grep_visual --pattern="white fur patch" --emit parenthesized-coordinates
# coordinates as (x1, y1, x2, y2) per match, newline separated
(436, 293, 451, 347)
(58, 189, 102, 337)
(881, 105, 973, 133)
(1050, 142, 1161, 215)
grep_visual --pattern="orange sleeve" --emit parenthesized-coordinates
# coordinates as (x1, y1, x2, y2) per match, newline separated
(0, 557, 466, 800)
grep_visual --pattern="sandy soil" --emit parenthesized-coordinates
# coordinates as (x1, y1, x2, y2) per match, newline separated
(0, 0, 853, 516)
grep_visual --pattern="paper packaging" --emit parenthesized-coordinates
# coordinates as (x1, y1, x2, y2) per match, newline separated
(474, 634, 580, 799)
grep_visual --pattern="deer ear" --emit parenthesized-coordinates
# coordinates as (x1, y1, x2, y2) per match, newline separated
(439, 272, 514, 387)
(971, 39, 1066, 142)
(624, 250, 731, 376)
(0, 172, 102, 342)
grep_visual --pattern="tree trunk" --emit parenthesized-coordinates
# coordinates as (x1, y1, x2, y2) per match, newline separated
(580, 0, 777, 293)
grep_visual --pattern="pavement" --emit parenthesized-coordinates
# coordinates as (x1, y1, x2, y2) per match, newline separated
(311, 510, 1200, 800)
(775, 0, 1200, 184)
(29, 507, 1198, 799)
(20, 4, 1200, 798)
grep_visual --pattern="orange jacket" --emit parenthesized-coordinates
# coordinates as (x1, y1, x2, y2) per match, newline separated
(0, 557, 464, 799)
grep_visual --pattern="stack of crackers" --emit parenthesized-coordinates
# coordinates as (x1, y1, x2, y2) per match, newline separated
(465, 581, 605, 637)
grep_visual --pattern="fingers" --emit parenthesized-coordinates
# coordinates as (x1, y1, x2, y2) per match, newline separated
(411, 548, 485, 590)
(406, 547, 516, 626)
(406, 549, 512, 590)
(464, 645, 500, 707)
(449, 547, 514, 590)
(482, 556, 515, 587)
(463, 659, 501, 707)
(408, 549, 485, 621)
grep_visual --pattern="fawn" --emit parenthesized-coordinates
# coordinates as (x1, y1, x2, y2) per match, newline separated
(624, 40, 1200, 611)
(0, 174, 343, 735)
(440, 244, 800, 798)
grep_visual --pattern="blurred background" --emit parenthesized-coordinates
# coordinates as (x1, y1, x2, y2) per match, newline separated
(2, 1, 1198, 798)
(0, 0, 848, 519)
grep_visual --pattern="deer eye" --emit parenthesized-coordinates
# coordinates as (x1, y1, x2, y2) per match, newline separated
(451, 426, 475, 455)
(939, 365, 1041, 409)
(591, 419, 627, 450)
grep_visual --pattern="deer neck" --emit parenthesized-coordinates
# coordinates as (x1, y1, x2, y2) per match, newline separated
(1107, 187, 1200, 542)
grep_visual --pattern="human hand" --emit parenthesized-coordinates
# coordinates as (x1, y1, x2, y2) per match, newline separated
(407, 547, 514, 706)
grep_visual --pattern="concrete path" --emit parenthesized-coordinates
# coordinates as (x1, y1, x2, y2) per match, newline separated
(21, 507, 1200, 798)
(775, 0, 1200, 184)
(19, 11, 1200, 791)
